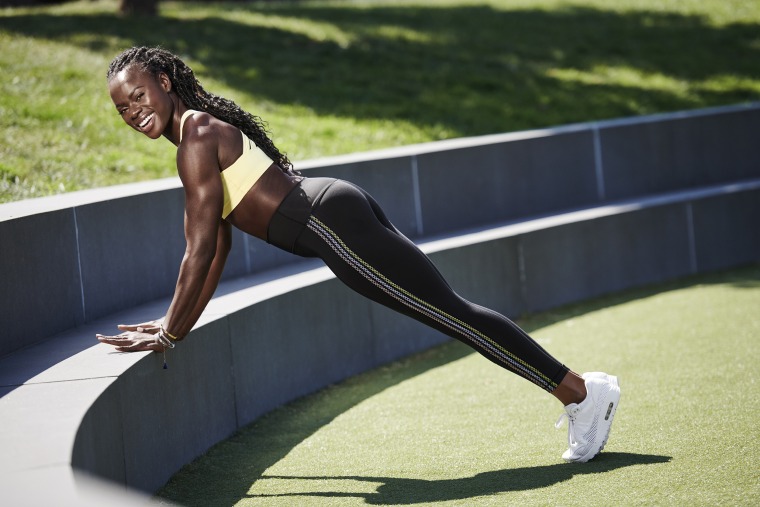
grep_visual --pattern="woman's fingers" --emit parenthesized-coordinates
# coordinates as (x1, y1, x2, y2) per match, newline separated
(96, 333, 130, 344)
(96, 332, 164, 352)
(117, 320, 160, 333)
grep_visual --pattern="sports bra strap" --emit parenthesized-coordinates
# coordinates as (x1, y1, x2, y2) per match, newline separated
(179, 109, 197, 142)
(175, 108, 273, 219)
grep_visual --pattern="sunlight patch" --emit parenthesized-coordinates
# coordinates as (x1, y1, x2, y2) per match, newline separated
(212, 11, 355, 49)
(546, 65, 693, 96)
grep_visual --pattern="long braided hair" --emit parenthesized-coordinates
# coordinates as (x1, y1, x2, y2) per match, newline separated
(107, 46, 293, 172)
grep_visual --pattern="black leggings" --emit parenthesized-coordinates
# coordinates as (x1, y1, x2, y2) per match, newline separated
(267, 178, 568, 393)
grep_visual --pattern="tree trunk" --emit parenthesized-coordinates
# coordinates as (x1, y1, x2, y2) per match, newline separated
(119, 0, 158, 16)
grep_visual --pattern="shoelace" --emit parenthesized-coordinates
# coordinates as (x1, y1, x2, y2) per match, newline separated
(555, 412, 580, 447)
(556, 412, 578, 446)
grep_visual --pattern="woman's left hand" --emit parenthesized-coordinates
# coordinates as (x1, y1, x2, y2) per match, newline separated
(96, 330, 165, 352)
(116, 319, 162, 334)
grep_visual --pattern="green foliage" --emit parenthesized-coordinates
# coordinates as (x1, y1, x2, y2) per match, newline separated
(158, 264, 760, 506)
(1, 0, 759, 202)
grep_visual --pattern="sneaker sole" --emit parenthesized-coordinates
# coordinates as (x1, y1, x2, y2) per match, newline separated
(570, 375, 620, 463)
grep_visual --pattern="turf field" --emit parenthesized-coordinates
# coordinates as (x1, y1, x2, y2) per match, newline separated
(157, 264, 760, 506)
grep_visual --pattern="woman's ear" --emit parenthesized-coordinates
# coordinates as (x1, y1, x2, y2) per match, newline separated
(158, 72, 172, 93)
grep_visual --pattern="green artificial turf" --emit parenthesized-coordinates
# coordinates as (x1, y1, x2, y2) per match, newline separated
(157, 264, 760, 506)
(2, 0, 759, 202)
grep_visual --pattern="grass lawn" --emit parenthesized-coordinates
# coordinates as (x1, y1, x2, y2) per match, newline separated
(1, 0, 759, 202)
(157, 264, 760, 506)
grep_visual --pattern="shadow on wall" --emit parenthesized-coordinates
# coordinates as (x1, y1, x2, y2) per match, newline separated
(1, 3, 758, 136)
(158, 338, 473, 505)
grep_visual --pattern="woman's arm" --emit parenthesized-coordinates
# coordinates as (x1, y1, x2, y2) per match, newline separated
(171, 220, 231, 339)
(98, 117, 227, 351)
(160, 126, 227, 340)
(111, 221, 230, 341)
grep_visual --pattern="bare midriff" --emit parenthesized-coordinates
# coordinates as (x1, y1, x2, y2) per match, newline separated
(224, 163, 303, 241)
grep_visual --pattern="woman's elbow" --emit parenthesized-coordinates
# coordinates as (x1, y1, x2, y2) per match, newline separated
(185, 243, 217, 268)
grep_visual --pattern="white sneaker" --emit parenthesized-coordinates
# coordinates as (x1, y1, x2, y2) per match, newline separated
(555, 372, 620, 463)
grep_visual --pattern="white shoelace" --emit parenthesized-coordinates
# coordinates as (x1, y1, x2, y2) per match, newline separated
(555, 412, 577, 447)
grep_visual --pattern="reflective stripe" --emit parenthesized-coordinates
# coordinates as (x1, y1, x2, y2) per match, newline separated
(306, 215, 557, 392)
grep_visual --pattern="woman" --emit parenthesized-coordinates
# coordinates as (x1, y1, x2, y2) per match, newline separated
(97, 46, 620, 463)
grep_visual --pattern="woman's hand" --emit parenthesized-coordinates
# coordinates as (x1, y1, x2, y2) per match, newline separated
(96, 330, 166, 352)
(116, 319, 162, 335)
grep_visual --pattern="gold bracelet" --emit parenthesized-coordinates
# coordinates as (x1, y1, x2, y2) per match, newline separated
(160, 324, 179, 341)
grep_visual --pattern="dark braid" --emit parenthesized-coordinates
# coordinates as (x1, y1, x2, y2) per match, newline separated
(107, 46, 293, 171)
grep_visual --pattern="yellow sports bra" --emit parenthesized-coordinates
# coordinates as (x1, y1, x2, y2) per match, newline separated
(179, 109, 274, 218)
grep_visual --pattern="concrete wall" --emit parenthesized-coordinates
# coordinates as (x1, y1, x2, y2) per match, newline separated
(0, 104, 758, 504)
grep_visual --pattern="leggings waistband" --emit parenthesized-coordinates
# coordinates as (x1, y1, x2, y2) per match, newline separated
(267, 177, 337, 254)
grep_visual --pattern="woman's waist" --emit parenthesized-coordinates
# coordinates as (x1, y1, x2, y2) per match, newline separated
(225, 164, 305, 238)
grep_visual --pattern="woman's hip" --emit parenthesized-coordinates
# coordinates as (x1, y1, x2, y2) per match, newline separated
(266, 177, 338, 253)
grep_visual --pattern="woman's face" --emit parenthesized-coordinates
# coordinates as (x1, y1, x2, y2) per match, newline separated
(108, 65, 175, 140)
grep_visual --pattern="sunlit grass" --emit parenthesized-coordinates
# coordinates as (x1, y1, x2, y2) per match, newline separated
(205, 10, 356, 49)
(547, 66, 695, 97)
(0, 34, 175, 199)
(1, 0, 758, 202)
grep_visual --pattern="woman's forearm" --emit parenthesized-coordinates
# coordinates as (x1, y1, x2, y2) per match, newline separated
(161, 251, 214, 338)
(163, 222, 231, 340)
(172, 223, 231, 338)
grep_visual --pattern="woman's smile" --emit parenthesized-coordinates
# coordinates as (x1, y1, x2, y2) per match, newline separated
(137, 112, 155, 132)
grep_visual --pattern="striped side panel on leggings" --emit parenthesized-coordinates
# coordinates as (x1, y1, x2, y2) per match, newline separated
(306, 216, 557, 392)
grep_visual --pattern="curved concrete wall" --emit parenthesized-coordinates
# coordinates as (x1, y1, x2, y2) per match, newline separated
(0, 104, 758, 504)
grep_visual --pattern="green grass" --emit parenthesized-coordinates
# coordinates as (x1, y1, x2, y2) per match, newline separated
(157, 264, 760, 506)
(1, 0, 759, 202)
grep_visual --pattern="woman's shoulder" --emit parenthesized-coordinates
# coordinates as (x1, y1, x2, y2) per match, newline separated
(179, 110, 238, 146)
(176, 111, 243, 173)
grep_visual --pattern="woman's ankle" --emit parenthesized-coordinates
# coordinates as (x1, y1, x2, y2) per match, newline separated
(552, 371, 587, 406)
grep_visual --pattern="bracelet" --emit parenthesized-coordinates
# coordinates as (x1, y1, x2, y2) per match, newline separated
(160, 324, 179, 341)
(156, 330, 173, 370)
(156, 330, 175, 349)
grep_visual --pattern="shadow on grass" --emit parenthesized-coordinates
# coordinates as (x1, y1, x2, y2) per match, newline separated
(1, 3, 758, 136)
(251, 453, 672, 504)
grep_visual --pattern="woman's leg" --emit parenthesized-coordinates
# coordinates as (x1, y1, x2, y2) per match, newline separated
(270, 178, 620, 462)
(293, 180, 569, 394)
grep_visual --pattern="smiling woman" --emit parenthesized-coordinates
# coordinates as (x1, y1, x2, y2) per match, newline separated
(97, 45, 621, 465)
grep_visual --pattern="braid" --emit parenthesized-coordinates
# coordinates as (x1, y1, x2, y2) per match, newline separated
(107, 46, 293, 171)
